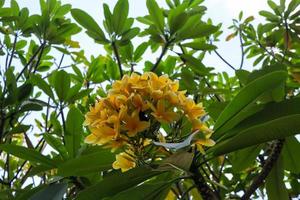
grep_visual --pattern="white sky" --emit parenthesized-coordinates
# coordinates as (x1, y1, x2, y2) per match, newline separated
(13, 0, 276, 74)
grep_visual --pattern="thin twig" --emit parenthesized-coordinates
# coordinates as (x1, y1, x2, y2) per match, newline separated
(32, 42, 46, 74)
(238, 28, 245, 69)
(180, 185, 196, 200)
(213, 49, 236, 71)
(112, 42, 123, 78)
(7, 33, 18, 70)
(281, 18, 289, 64)
(16, 42, 46, 81)
(151, 42, 169, 72)
(241, 139, 285, 200)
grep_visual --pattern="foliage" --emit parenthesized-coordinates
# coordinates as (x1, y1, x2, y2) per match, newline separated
(0, 0, 299, 199)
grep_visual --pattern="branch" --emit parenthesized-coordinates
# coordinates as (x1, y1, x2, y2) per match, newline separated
(7, 33, 18, 70)
(238, 28, 245, 69)
(190, 155, 219, 200)
(213, 49, 236, 71)
(281, 18, 289, 64)
(241, 139, 285, 200)
(150, 42, 169, 72)
(112, 42, 123, 78)
(32, 42, 46, 74)
(180, 185, 196, 200)
(16, 42, 46, 81)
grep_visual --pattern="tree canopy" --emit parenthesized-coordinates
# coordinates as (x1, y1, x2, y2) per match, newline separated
(0, 0, 300, 199)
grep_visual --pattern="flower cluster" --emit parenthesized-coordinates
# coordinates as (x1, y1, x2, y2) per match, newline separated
(84, 72, 214, 172)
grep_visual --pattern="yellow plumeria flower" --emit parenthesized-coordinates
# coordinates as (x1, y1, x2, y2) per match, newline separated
(150, 100, 179, 123)
(182, 98, 206, 119)
(85, 126, 117, 145)
(84, 72, 214, 172)
(123, 110, 150, 137)
(112, 151, 136, 172)
(195, 139, 216, 154)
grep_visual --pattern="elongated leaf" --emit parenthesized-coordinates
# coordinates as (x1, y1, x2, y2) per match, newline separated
(211, 114, 300, 156)
(285, 0, 300, 17)
(109, 181, 172, 200)
(259, 10, 279, 21)
(168, 4, 188, 34)
(181, 42, 217, 51)
(29, 183, 68, 200)
(54, 70, 70, 102)
(0, 144, 56, 167)
(231, 145, 262, 172)
(181, 54, 210, 75)
(65, 107, 84, 158)
(43, 134, 68, 160)
(76, 167, 162, 200)
(58, 148, 114, 176)
(71, 9, 107, 42)
(282, 136, 300, 173)
(146, 0, 165, 33)
(213, 71, 287, 139)
(112, 0, 129, 34)
(266, 156, 289, 200)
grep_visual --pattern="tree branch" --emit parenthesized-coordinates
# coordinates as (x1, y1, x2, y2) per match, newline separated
(16, 42, 46, 81)
(112, 42, 123, 78)
(213, 49, 236, 71)
(7, 33, 18, 70)
(241, 139, 285, 200)
(238, 28, 245, 69)
(150, 42, 169, 72)
(190, 155, 219, 200)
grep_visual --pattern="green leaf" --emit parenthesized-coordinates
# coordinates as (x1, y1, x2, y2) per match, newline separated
(109, 181, 172, 200)
(103, 3, 113, 33)
(0, 8, 13, 17)
(231, 145, 262, 172)
(15, 185, 48, 200)
(177, 20, 218, 40)
(235, 69, 250, 85)
(54, 4, 71, 18)
(0, 144, 56, 168)
(210, 97, 300, 156)
(157, 151, 193, 172)
(65, 107, 84, 158)
(120, 27, 140, 42)
(58, 148, 114, 176)
(19, 101, 43, 112)
(146, 0, 165, 33)
(71, 9, 107, 43)
(8, 125, 31, 135)
(17, 83, 33, 102)
(30, 74, 55, 100)
(244, 16, 255, 24)
(112, 0, 129, 34)
(29, 183, 68, 200)
(133, 42, 148, 61)
(76, 167, 163, 200)
(206, 102, 228, 120)
(259, 11, 279, 22)
(181, 42, 217, 51)
(282, 136, 300, 173)
(168, 5, 188, 34)
(53, 70, 70, 102)
(43, 134, 68, 160)
(180, 54, 210, 75)
(285, 0, 300, 17)
(266, 156, 289, 200)
(213, 71, 287, 139)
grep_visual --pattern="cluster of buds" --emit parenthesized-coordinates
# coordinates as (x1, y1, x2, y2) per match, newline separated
(84, 72, 214, 172)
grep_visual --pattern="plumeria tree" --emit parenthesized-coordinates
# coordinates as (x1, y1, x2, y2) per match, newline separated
(0, 0, 300, 199)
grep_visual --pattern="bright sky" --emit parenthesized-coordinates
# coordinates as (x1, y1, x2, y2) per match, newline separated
(14, 0, 276, 74)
